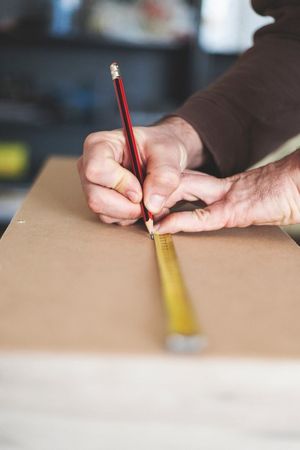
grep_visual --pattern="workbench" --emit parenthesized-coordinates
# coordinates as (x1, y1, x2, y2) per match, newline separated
(0, 158, 299, 449)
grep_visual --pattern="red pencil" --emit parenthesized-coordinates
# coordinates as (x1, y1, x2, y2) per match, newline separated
(110, 62, 154, 238)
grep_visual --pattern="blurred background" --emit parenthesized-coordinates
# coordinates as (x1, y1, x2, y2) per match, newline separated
(0, 0, 287, 238)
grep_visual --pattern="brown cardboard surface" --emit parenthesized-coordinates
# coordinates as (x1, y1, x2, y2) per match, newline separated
(0, 157, 299, 356)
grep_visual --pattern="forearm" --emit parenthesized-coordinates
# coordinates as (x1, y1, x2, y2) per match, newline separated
(175, 2, 300, 176)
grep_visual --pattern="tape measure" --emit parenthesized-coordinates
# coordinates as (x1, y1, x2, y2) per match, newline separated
(154, 233, 207, 353)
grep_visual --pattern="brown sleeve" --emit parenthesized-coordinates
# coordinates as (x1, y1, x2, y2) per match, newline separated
(175, 1, 300, 176)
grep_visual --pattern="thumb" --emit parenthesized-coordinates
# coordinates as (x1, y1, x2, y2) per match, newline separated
(143, 143, 186, 214)
(155, 200, 231, 234)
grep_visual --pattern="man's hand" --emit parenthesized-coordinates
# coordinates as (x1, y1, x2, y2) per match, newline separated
(78, 117, 204, 225)
(155, 149, 300, 234)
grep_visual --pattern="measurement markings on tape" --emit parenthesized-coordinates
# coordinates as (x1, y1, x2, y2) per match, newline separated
(154, 233, 207, 353)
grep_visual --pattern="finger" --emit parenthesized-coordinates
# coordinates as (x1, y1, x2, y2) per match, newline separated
(81, 176, 141, 220)
(83, 139, 142, 203)
(98, 214, 119, 224)
(164, 171, 231, 209)
(153, 207, 170, 222)
(143, 143, 186, 214)
(119, 219, 137, 227)
(98, 215, 138, 226)
(155, 201, 231, 234)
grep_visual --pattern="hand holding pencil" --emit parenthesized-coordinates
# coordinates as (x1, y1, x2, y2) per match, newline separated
(77, 71, 204, 231)
(78, 55, 300, 234)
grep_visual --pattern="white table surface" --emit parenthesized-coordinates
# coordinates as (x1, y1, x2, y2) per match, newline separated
(0, 354, 300, 450)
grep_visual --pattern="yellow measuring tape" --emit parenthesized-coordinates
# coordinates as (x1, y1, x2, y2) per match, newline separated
(154, 233, 207, 353)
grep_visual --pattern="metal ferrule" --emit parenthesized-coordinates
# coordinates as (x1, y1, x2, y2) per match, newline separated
(110, 62, 121, 80)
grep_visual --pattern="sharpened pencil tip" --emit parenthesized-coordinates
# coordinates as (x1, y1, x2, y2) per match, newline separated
(145, 218, 154, 238)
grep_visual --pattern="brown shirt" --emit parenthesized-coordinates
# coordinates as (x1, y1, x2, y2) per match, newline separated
(175, 0, 300, 176)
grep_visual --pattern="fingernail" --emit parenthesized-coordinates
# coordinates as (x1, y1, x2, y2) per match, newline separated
(148, 194, 165, 213)
(127, 191, 140, 203)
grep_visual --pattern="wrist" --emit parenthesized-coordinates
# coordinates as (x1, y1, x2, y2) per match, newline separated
(155, 116, 206, 169)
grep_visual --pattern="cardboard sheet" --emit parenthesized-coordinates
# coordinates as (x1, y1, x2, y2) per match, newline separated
(0, 157, 299, 356)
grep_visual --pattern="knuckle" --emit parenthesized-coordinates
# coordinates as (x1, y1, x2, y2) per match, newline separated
(87, 157, 118, 186)
(85, 163, 99, 183)
(119, 220, 135, 227)
(84, 132, 98, 150)
(84, 131, 123, 159)
(98, 214, 115, 224)
(84, 156, 112, 184)
(87, 193, 102, 213)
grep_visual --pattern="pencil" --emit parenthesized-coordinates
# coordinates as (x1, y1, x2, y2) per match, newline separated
(110, 62, 154, 238)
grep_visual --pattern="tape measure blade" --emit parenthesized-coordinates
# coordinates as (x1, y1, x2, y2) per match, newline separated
(154, 234, 206, 352)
